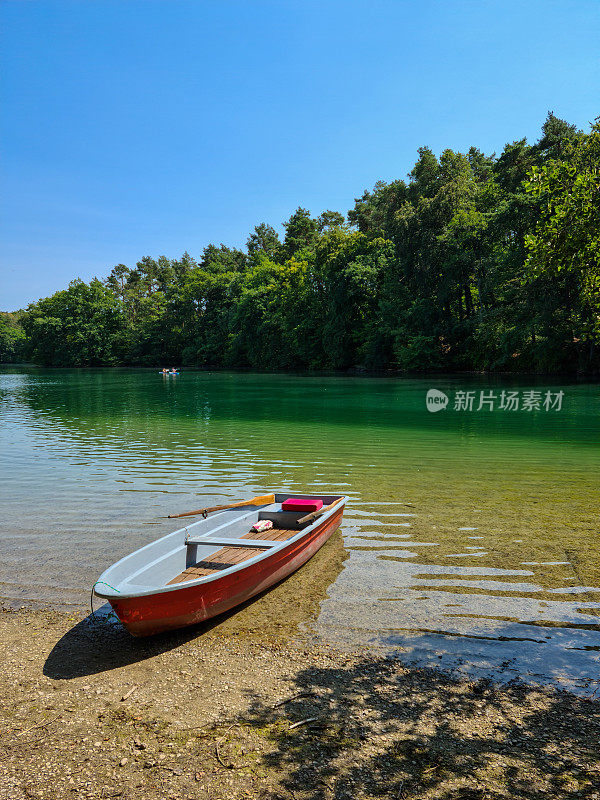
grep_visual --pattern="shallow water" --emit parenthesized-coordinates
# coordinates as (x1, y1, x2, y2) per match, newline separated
(1, 367, 599, 691)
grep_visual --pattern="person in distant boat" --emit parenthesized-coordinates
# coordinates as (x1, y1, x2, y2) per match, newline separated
(171, 367, 178, 373)
(162, 368, 169, 374)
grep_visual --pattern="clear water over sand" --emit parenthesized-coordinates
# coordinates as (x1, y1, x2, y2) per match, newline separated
(1, 367, 599, 690)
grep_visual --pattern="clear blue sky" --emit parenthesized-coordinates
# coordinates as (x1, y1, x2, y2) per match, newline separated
(1, 0, 598, 311)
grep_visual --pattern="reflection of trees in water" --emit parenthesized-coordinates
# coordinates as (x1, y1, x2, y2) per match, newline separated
(8, 371, 425, 474)
(10, 371, 213, 428)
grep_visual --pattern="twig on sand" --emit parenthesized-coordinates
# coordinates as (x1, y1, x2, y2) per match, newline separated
(273, 691, 318, 708)
(120, 685, 138, 701)
(16, 713, 61, 738)
(214, 739, 230, 768)
(214, 723, 243, 769)
(289, 717, 318, 730)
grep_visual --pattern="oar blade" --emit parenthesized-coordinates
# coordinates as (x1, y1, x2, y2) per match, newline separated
(249, 494, 275, 506)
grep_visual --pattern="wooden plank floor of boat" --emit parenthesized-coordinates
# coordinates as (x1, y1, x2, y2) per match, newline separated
(167, 527, 296, 585)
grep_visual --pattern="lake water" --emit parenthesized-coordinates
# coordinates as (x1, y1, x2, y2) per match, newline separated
(1, 367, 599, 692)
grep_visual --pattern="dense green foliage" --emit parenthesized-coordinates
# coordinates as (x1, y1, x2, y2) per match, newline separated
(11, 114, 600, 373)
(0, 311, 25, 362)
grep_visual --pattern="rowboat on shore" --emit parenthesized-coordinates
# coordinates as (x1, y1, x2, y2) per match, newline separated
(93, 492, 347, 636)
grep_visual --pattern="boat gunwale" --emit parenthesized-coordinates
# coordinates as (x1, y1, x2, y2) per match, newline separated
(94, 494, 347, 601)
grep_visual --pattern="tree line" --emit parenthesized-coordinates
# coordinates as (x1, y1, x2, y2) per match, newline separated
(4, 113, 599, 373)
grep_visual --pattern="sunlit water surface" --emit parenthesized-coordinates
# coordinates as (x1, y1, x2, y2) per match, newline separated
(1, 368, 599, 692)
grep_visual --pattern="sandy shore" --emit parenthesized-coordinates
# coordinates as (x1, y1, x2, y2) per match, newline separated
(1, 602, 600, 800)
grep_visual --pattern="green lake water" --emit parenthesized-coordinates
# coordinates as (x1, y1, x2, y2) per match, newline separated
(1, 367, 599, 691)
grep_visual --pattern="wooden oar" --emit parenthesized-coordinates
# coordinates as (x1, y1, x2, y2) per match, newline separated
(168, 494, 275, 519)
(298, 497, 344, 526)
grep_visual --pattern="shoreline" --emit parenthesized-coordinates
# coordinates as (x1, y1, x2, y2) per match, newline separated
(3, 363, 600, 380)
(1, 605, 599, 800)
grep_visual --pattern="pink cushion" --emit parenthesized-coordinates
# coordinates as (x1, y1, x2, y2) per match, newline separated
(281, 498, 323, 512)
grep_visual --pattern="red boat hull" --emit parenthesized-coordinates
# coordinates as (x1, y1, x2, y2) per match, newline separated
(108, 507, 344, 636)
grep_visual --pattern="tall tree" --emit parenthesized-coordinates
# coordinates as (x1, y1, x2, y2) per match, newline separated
(525, 119, 600, 370)
(282, 207, 318, 258)
(247, 223, 281, 260)
(200, 244, 247, 274)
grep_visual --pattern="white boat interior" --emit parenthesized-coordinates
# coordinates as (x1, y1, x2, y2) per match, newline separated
(94, 494, 345, 599)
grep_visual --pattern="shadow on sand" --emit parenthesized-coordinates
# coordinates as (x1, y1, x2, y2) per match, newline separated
(43, 601, 246, 680)
(238, 654, 600, 800)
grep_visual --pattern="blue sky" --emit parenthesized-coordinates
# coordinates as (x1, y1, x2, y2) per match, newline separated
(1, 0, 599, 311)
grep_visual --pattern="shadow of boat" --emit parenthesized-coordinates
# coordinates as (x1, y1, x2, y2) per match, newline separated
(43, 600, 248, 680)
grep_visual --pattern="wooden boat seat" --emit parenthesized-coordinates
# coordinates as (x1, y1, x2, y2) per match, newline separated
(167, 527, 296, 585)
